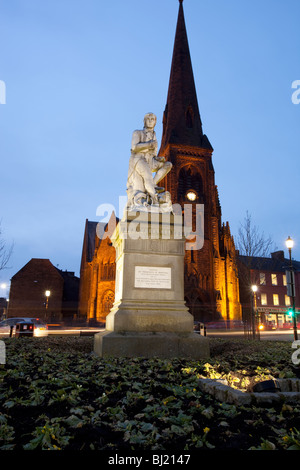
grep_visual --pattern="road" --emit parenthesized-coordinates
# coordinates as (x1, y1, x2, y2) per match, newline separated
(206, 329, 298, 342)
(1, 326, 296, 342)
(47, 327, 104, 336)
(46, 327, 299, 342)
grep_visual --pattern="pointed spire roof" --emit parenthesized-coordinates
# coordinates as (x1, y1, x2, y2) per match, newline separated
(159, 0, 212, 154)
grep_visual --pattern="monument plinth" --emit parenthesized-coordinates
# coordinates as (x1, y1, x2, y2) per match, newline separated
(94, 212, 209, 359)
(94, 113, 209, 358)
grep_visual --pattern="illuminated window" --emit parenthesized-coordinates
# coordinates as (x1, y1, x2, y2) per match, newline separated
(283, 274, 287, 286)
(273, 294, 279, 305)
(271, 274, 278, 286)
(177, 167, 203, 201)
(259, 273, 266, 285)
(285, 295, 291, 306)
(261, 293, 267, 305)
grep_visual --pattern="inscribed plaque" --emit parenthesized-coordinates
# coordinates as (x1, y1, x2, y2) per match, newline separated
(134, 266, 171, 289)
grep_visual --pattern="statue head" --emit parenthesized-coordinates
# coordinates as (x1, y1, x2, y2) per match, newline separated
(143, 112, 157, 130)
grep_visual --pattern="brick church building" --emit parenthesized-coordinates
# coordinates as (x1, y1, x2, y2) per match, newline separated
(79, 1, 242, 325)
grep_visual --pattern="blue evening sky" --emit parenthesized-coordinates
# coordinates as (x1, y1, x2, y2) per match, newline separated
(0, 0, 299, 293)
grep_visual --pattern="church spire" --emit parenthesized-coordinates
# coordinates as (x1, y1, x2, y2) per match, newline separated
(159, 0, 212, 154)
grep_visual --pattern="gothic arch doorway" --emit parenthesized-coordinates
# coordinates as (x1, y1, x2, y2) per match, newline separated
(185, 289, 212, 322)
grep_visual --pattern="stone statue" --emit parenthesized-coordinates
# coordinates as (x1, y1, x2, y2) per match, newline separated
(126, 113, 173, 212)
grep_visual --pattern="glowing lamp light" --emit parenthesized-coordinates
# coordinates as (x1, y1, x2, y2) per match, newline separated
(251, 285, 258, 293)
(286, 236, 294, 250)
(45, 290, 51, 297)
(186, 191, 197, 201)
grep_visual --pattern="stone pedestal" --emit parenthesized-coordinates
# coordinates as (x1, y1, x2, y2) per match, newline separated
(94, 211, 209, 359)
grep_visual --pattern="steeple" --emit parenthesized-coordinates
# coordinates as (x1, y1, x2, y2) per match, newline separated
(159, 0, 212, 154)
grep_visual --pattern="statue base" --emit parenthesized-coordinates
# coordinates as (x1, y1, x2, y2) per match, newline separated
(94, 331, 209, 359)
(93, 211, 209, 359)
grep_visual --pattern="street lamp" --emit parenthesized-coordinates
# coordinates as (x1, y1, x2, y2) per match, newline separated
(251, 285, 258, 339)
(286, 236, 294, 251)
(285, 237, 298, 340)
(45, 290, 50, 321)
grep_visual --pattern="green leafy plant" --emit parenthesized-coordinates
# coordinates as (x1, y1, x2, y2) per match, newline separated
(23, 418, 72, 450)
(0, 337, 299, 451)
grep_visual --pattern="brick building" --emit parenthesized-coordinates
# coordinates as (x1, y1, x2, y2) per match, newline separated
(238, 250, 300, 329)
(79, 216, 117, 323)
(8, 258, 79, 323)
(78, 1, 242, 325)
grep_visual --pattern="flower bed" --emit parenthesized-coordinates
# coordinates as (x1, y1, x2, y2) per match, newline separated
(0, 336, 299, 451)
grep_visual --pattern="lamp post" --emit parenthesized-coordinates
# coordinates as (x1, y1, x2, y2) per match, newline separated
(285, 237, 298, 341)
(45, 290, 50, 322)
(251, 285, 258, 339)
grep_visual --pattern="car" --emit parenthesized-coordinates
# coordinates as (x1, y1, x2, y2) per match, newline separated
(0, 317, 48, 337)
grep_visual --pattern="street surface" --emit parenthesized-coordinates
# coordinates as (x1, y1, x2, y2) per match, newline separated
(206, 329, 297, 342)
(46, 327, 298, 343)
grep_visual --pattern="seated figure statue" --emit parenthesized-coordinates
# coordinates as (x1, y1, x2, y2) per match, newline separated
(126, 113, 172, 212)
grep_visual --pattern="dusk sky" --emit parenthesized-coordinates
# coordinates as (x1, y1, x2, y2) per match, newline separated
(0, 0, 299, 295)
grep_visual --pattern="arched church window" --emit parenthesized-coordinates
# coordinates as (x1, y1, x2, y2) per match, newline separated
(102, 290, 115, 314)
(177, 167, 203, 201)
(186, 106, 194, 129)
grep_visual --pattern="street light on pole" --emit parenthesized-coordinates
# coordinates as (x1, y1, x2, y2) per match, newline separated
(285, 237, 298, 341)
(45, 290, 50, 322)
(251, 285, 258, 339)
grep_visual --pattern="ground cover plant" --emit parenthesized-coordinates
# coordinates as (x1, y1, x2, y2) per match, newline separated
(0, 336, 299, 451)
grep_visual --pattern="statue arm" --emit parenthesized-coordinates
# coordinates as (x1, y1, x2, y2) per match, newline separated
(131, 130, 157, 154)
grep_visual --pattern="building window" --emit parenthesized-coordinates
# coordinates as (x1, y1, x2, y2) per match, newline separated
(285, 295, 291, 306)
(101, 262, 115, 281)
(273, 294, 279, 306)
(259, 273, 266, 285)
(271, 274, 278, 286)
(177, 167, 203, 202)
(261, 293, 267, 305)
(283, 274, 287, 286)
(102, 290, 114, 314)
(185, 106, 194, 129)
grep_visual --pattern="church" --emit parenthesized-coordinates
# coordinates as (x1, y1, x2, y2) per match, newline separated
(78, 1, 242, 326)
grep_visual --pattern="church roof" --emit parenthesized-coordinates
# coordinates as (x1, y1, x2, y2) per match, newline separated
(81, 220, 99, 264)
(159, 0, 212, 154)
